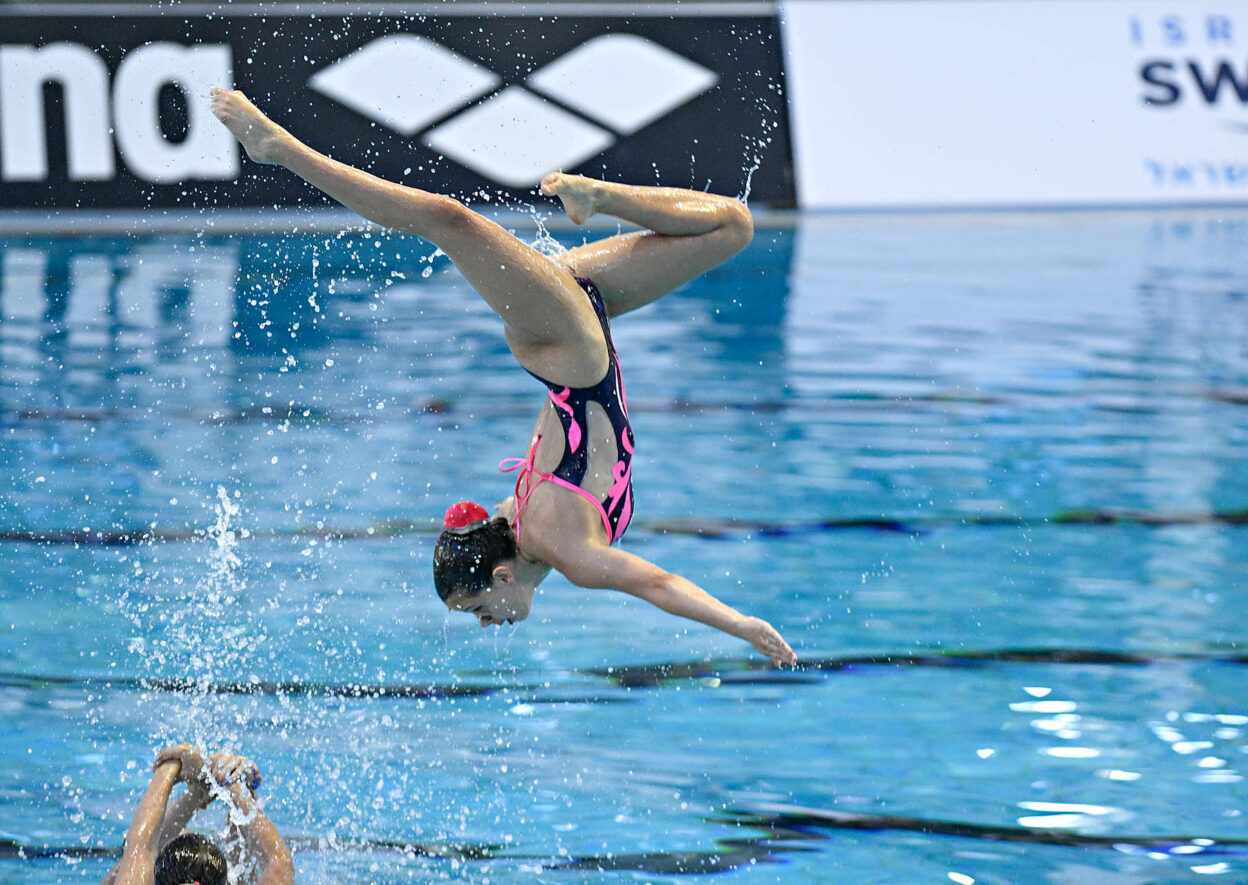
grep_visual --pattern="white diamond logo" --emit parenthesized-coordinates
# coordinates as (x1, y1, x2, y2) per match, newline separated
(423, 86, 613, 188)
(308, 34, 501, 136)
(526, 34, 718, 135)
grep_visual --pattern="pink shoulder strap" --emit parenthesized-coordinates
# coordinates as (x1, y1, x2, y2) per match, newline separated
(499, 435, 615, 545)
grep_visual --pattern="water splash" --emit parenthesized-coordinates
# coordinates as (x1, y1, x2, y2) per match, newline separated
(739, 154, 760, 206)
(528, 211, 568, 260)
(119, 487, 259, 748)
(419, 246, 444, 279)
(206, 486, 243, 599)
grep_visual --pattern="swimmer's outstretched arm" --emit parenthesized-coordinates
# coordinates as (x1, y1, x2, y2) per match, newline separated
(211, 88, 590, 350)
(549, 542, 797, 666)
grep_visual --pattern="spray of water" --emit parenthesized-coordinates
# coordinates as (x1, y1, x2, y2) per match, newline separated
(528, 211, 569, 260)
(110, 487, 284, 880)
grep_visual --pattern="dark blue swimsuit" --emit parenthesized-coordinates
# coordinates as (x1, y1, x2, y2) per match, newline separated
(499, 278, 634, 544)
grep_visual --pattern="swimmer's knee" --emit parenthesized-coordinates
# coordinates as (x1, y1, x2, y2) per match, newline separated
(427, 193, 474, 231)
(721, 200, 754, 252)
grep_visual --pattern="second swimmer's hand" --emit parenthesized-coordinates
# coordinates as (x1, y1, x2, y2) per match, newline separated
(208, 751, 262, 794)
(746, 617, 797, 667)
(154, 743, 207, 784)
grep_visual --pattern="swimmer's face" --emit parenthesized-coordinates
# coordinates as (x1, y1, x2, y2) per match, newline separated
(445, 568, 534, 628)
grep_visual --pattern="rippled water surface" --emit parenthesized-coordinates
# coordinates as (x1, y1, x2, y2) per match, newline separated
(2, 211, 1247, 883)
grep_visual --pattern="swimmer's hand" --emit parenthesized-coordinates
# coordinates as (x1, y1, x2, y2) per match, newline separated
(550, 541, 797, 666)
(154, 742, 207, 783)
(208, 751, 262, 794)
(746, 617, 797, 667)
(494, 495, 517, 523)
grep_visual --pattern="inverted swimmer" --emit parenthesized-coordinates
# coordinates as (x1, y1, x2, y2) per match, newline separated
(212, 88, 796, 666)
(101, 743, 293, 885)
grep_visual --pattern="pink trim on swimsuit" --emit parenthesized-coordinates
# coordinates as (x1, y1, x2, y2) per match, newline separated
(499, 434, 620, 545)
(547, 387, 582, 454)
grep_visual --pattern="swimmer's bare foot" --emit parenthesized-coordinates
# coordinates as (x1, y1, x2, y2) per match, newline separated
(540, 172, 600, 225)
(211, 87, 292, 165)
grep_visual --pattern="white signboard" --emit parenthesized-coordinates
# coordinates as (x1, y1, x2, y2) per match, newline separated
(781, 0, 1248, 208)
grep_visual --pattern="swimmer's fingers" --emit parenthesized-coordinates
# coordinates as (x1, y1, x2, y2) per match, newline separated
(206, 752, 235, 785)
(208, 752, 262, 793)
(747, 618, 798, 667)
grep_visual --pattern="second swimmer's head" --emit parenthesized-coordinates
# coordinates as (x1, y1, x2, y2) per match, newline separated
(434, 501, 532, 627)
(154, 832, 227, 885)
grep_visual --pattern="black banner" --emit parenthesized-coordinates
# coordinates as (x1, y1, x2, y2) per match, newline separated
(0, 8, 795, 210)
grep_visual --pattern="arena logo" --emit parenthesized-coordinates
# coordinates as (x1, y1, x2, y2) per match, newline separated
(0, 42, 237, 183)
(308, 33, 718, 187)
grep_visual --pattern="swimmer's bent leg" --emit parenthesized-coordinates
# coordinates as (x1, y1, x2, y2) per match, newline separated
(549, 175, 754, 317)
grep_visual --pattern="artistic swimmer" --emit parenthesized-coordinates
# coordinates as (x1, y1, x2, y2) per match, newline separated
(100, 743, 294, 885)
(211, 88, 796, 666)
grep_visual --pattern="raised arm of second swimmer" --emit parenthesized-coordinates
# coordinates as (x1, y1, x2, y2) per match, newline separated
(100, 756, 182, 885)
(220, 760, 294, 885)
(553, 545, 797, 665)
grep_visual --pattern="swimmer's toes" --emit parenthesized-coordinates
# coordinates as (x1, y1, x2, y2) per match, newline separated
(539, 173, 559, 195)
(545, 175, 596, 225)
(212, 93, 286, 164)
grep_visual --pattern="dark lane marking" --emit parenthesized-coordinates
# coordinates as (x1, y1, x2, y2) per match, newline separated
(2, 507, 1247, 546)
(591, 648, 1247, 686)
(2, 647, 1244, 699)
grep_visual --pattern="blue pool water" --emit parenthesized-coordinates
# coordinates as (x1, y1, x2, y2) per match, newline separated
(2, 210, 1247, 883)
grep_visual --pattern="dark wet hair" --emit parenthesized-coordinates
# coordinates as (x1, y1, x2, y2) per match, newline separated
(154, 832, 227, 885)
(433, 516, 517, 601)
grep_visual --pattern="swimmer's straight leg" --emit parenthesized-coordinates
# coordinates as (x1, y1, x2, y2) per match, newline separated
(211, 89, 587, 349)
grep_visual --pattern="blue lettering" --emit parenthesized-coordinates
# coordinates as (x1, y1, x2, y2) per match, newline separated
(1132, 14, 1239, 47)
(1145, 160, 1248, 188)
(1207, 15, 1234, 43)
(1188, 60, 1248, 103)
(1162, 15, 1186, 46)
(1140, 61, 1181, 105)
(1224, 164, 1248, 184)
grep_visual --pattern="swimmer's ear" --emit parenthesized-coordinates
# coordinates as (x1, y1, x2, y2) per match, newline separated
(492, 564, 515, 585)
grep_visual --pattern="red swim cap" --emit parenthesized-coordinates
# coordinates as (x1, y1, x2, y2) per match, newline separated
(443, 501, 489, 534)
